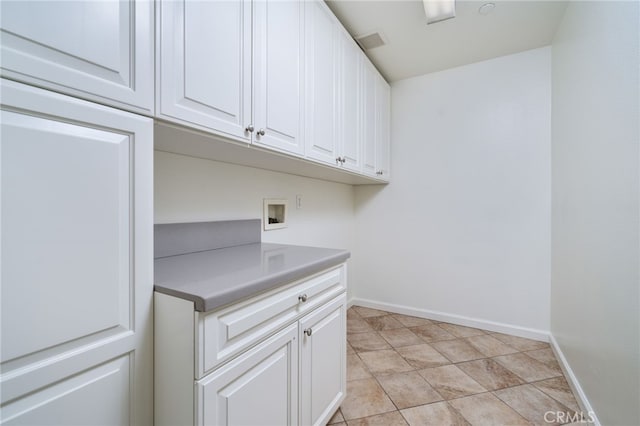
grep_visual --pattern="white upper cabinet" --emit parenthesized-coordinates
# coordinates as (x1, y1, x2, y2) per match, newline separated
(2, 0, 390, 184)
(375, 73, 391, 180)
(305, 1, 364, 174)
(253, 0, 305, 155)
(361, 59, 391, 181)
(0, 0, 154, 115)
(157, 0, 252, 141)
(362, 60, 378, 177)
(305, 0, 339, 165)
(154, 0, 389, 182)
(157, 0, 304, 156)
(338, 32, 363, 173)
(196, 324, 299, 426)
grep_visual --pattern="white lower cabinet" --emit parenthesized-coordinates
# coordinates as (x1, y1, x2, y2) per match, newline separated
(155, 265, 347, 426)
(299, 296, 347, 426)
(197, 324, 299, 426)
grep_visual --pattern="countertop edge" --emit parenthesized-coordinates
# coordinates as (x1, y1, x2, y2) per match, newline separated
(154, 250, 350, 312)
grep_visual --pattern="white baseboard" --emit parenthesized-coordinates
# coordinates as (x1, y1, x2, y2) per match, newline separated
(549, 334, 600, 426)
(348, 297, 550, 342)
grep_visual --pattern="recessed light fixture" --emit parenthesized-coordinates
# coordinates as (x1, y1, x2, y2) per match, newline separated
(478, 2, 496, 15)
(423, 0, 456, 25)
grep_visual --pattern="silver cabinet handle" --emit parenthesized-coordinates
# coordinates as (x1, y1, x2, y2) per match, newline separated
(336, 157, 346, 165)
(245, 124, 254, 133)
(341, 158, 346, 164)
(298, 294, 308, 303)
(335, 157, 341, 165)
(257, 129, 266, 136)
(304, 328, 313, 337)
(376, 170, 383, 175)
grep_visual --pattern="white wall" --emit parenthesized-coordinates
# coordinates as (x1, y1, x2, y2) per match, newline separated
(550, 2, 639, 425)
(154, 151, 357, 295)
(354, 47, 552, 336)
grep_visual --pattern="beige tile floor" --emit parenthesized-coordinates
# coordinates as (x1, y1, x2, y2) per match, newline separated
(328, 305, 582, 426)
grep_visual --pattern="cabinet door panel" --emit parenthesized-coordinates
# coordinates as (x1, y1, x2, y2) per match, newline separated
(253, 0, 304, 155)
(375, 75, 391, 180)
(2, 356, 131, 425)
(197, 324, 298, 426)
(158, 0, 251, 140)
(361, 61, 377, 177)
(300, 294, 346, 426)
(2, 111, 131, 361)
(340, 35, 362, 172)
(0, 0, 153, 114)
(0, 80, 153, 425)
(305, 0, 338, 165)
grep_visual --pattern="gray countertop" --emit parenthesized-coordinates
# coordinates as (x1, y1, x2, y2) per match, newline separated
(154, 243, 350, 312)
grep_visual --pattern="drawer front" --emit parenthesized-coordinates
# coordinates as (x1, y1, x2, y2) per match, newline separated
(197, 264, 346, 378)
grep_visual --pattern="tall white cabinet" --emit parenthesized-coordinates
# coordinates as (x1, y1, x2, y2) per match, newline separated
(157, 0, 304, 156)
(0, 80, 153, 425)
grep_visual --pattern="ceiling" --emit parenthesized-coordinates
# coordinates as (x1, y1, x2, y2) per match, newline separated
(325, 0, 568, 82)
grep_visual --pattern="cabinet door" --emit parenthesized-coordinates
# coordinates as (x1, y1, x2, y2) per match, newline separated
(197, 324, 298, 426)
(0, 0, 153, 115)
(339, 34, 362, 173)
(299, 294, 346, 426)
(375, 75, 391, 180)
(253, 0, 305, 156)
(361, 61, 378, 177)
(0, 80, 153, 425)
(157, 0, 252, 141)
(305, 0, 339, 166)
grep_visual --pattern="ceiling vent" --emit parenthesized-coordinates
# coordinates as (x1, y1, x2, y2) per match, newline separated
(355, 32, 386, 50)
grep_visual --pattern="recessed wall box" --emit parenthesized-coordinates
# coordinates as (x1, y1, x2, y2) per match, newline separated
(263, 199, 287, 230)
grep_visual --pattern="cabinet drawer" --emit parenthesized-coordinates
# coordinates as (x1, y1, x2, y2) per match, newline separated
(197, 264, 346, 378)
